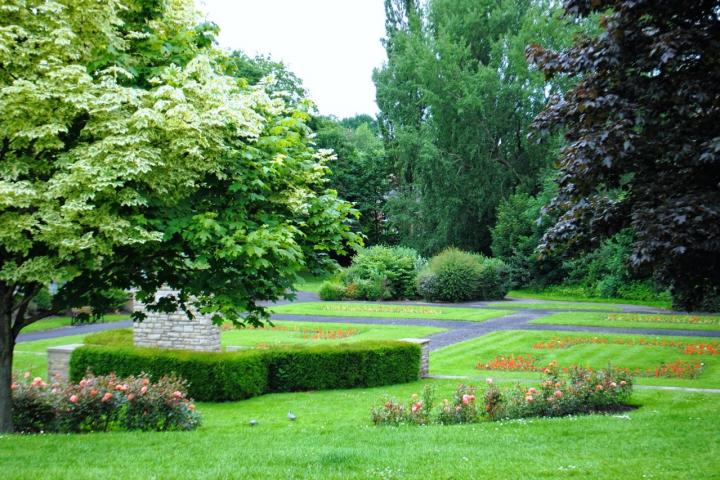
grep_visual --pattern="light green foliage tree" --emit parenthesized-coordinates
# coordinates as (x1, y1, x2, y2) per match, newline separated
(0, 0, 359, 432)
(374, 0, 575, 255)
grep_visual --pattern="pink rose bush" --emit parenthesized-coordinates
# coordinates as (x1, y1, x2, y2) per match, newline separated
(371, 367, 634, 426)
(11, 372, 201, 433)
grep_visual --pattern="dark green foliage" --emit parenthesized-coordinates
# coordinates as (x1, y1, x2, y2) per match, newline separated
(70, 347, 269, 402)
(70, 341, 420, 401)
(527, 0, 720, 311)
(344, 246, 424, 300)
(313, 116, 392, 245)
(374, 0, 576, 255)
(318, 281, 347, 301)
(265, 341, 420, 392)
(417, 248, 510, 302)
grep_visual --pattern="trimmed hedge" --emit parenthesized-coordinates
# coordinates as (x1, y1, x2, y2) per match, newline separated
(266, 342, 421, 392)
(70, 347, 268, 402)
(70, 341, 421, 402)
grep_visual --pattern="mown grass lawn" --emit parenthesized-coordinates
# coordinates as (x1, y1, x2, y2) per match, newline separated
(508, 288, 672, 310)
(487, 301, 623, 311)
(18, 314, 129, 334)
(221, 321, 446, 348)
(431, 330, 720, 389)
(530, 312, 720, 331)
(271, 302, 512, 322)
(0, 380, 717, 479)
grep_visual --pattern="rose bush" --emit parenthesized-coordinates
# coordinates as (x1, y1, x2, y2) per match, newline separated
(11, 373, 200, 433)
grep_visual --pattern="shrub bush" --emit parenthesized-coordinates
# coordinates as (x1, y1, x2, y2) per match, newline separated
(70, 347, 269, 402)
(416, 248, 510, 302)
(370, 367, 633, 426)
(344, 246, 424, 300)
(318, 281, 346, 301)
(11, 373, 200, 433)
(70, 341, 421, 401)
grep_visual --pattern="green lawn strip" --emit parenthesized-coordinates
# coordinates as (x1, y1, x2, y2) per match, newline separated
(13, 334, 88, 378)
(430, 329, 720, 389)
(270, 302, 512, 322)
(531, 312, 720, 331)
(488, 301, 623, 311)
(0, 381, 716, 479)
(508, 288, 672, 309)
(19, 314, 130, 334)
(222, 321, 446, 348)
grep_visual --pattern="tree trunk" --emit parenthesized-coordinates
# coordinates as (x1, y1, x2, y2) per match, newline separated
(0, 309, 14, 433)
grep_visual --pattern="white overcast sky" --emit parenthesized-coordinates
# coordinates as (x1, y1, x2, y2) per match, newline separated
(198, 0, 387, 118)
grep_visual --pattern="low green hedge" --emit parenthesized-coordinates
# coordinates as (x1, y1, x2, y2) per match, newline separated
(70, 340, 421, 402)
(70, 347, 268, 402)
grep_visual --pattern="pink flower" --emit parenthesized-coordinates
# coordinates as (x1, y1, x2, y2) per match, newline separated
(528, 387, 537, 395)
(11, 383, 17, 390)
(79, 379, 87, 388)
(142, 378, 150, 386)
(620, 380, 627, 386)
(610, 382, 617, 388)
(596, 384, 604, 391)
(486, 378, 493, 385)
(525, 395, 534, 402)
(411, 402, 422, 413)
(172, 391, 183, 399)
(31, 377, 44, 387)
(69, 395, 79, 404)
(140, 386, 148, 395)
(101, 392, 113, 403)
(51, 387, 60, 394)
(115, 384, 128, 392)
(554, 390, 563, 398)
(127, 393, 135, 401)
(188, 404, 196, 412)
(23, 372, 30, 379)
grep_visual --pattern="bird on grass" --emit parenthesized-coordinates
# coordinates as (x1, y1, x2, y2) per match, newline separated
(249, 419, 257, 427)
(287, 411, 296, 421)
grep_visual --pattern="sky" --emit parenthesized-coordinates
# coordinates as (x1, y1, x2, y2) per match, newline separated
(199, 0, 388, 119)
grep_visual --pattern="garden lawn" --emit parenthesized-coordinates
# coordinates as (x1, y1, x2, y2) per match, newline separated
(270, 302, 512, 322)
(487, 301, 623, 311)
(508, 288, 672, 309)
(430, 330, 720, 389)
(13, 334, 88, 379)
(531, 312, 720, 332)
(18, 314, 129, 333)
(0, 380, 717, 479)
(222, 321, 446, 348)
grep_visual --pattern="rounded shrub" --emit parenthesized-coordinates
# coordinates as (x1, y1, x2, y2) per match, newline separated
(318, 281, 346, 301)
(417, 248, 510, 302)
(344, 245, 424, 300)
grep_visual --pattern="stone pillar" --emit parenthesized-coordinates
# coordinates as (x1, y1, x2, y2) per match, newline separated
(399, 338, 431, 378)
(133, 288, 221, 352)
(47, 344, 83, 381)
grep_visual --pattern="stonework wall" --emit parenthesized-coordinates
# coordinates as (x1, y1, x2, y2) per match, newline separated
(399, 338, 430, 377)
(133, 288, 221, 352)
(47, 344, 83, 381)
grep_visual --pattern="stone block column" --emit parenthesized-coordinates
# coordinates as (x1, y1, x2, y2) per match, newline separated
(47, 344, 83, 381)
(399, 338, 431, 378)
(133, 288, 221, 352)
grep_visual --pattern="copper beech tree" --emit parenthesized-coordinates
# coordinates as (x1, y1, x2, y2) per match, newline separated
(527, 0, 720, 310)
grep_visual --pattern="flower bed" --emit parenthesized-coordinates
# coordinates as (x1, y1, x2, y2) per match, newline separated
(477, 355, 704, 379)
(11, 373, 200, 433)
(371, 367, 634, 425)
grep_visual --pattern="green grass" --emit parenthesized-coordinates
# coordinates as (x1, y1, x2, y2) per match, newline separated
(18, 314, 129, 334)
(509, 288, 672, 309)
(13, 334, 88, 378)
(295, 272, 333, 293)
(0, 380, 717, 479)
(270, 302, 512, 322)
(431, 329, 720, 388)
(222, 321, 446, 348)
(531, 312, 720, 331)
(488, 301, 623, 311)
